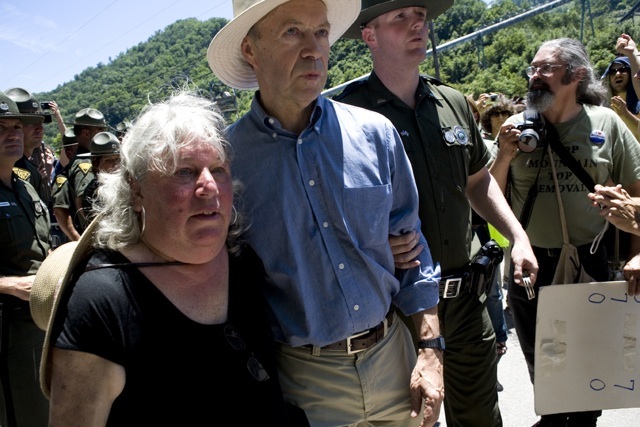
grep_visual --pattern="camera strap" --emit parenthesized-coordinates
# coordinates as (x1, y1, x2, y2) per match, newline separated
(518, 144, 547, 230)
(544, 122, 596, 191)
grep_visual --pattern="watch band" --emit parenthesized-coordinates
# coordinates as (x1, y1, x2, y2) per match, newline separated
(417, 335, 446, 351)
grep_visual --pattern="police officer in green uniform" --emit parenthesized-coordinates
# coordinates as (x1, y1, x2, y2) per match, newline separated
(66, 108, 106, 232)
(0, 90, 50, 427)
(77, 131, 121, 222)
(51, 129, 82, 242)
(5, 87, 50, 204)
(336, 1, 538, 426)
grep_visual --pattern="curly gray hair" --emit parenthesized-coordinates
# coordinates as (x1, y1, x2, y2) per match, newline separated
(92, 89, 246, 254)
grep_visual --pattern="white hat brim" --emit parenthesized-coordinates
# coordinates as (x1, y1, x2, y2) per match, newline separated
(207, 0, 361, 90)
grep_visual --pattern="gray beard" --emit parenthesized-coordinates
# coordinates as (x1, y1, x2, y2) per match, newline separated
(526, 88, 555, 113)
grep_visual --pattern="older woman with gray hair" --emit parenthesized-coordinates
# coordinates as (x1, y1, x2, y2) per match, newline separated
(43, 90, 305, 426)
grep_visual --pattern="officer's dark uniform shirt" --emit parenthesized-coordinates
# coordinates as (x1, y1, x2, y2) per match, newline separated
(336, 72, 490, 272)
(0, 174, 50, 293)
(67, 147, 95, 230)
(14, 155, 49, 204)
(51, 163, 83, 233)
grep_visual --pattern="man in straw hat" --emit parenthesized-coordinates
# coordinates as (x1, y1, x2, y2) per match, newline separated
(208, 0, 443, 425)
(336, 1, 538, 426)
(0, 90, 50, 427)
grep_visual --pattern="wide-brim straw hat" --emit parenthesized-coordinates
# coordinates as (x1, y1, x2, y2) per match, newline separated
(342, 0, 454, 39)
(207, 0, 361, 90)
(30, 217, 100, 398)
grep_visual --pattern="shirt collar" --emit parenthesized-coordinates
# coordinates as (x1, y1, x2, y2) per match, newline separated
(363, 71, 439, 108)
(250, 91, 324, 136)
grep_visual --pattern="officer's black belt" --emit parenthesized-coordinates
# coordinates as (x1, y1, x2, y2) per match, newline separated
(439, 269, 472, 299)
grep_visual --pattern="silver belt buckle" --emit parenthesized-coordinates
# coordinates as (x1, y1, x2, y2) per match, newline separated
(346, 329, 370, 355)
(441, 277, 462, 298)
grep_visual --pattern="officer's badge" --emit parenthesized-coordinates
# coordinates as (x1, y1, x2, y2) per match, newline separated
(34, 200, 43, 214)
(442, 127, 456, 144)
(453, 126, 469, 145)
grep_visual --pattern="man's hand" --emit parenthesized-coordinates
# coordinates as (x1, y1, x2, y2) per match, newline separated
(409, 348, 444, 427)
(588, 184, 640, 235)
(509, 237, 539, 287)
(389, 231, 423, 269)
(616, 33, 637, 57)
(624, 253, 640, 296)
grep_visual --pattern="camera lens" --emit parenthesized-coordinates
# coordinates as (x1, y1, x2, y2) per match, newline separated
(517, 129, 539, 153)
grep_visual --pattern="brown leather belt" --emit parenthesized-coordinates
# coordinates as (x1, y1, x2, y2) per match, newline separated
(308, 311, 394, 354)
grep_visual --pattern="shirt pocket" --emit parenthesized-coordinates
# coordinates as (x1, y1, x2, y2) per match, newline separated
(0, 204, 31, 249)
(343, 184, 391, 248)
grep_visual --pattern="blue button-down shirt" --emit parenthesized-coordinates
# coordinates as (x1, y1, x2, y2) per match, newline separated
(228, 94, 439, 347)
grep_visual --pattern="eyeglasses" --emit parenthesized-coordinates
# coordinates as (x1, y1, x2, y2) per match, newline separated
(609, 67, 630, 75)
(525, 63, 567, 77)
(490, 111, 511, 118)
(224, 324, 270, 382)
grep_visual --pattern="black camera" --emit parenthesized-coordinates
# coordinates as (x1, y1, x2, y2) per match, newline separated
(40, 101, 53, 110)
(470, 239, 504, 296)
(489, 93, 498, 101)
(513, 112, 545, 153)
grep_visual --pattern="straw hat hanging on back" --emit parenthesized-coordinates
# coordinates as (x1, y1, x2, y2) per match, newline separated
(30, 218, 100, 398)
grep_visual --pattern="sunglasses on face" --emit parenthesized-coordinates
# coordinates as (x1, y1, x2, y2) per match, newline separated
(609, 67, 630, 75)
(490, 111, 511, 118)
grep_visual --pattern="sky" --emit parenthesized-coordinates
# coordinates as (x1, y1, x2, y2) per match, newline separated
(0, 0, 235, 94)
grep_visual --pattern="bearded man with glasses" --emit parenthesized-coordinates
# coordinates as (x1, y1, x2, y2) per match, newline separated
(490, 37, 640, 427)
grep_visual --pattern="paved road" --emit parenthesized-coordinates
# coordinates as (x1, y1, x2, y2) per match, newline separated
(435, 295, 640, 426)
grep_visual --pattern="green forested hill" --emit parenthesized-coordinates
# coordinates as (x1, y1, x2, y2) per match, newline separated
(36, 0, 640, 147)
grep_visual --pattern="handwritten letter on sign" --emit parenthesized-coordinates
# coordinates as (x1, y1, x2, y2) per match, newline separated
(534, 281, 638, 415)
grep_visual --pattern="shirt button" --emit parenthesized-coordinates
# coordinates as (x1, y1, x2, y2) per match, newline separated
(271, 132, 277, 139)
(338, 263, 345, 270)
(297, 138, 303, 144)
(309, 180, 315, 186)
(354, 305, 360, 311)
(323, 222, 328, 228)
(268, 118, 275, 124)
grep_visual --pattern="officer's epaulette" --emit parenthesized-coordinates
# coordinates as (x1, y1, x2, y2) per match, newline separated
(333, 80, 368, 101)
(12, 167, 31, 182)
(78, 162, 93, 175)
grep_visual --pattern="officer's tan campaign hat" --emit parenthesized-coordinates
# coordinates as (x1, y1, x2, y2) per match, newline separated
(0, 90, 43, 124)
(342, 0, 454, 39)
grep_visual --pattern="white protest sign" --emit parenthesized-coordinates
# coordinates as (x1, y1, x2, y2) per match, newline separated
(534, 281, 639, 415)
